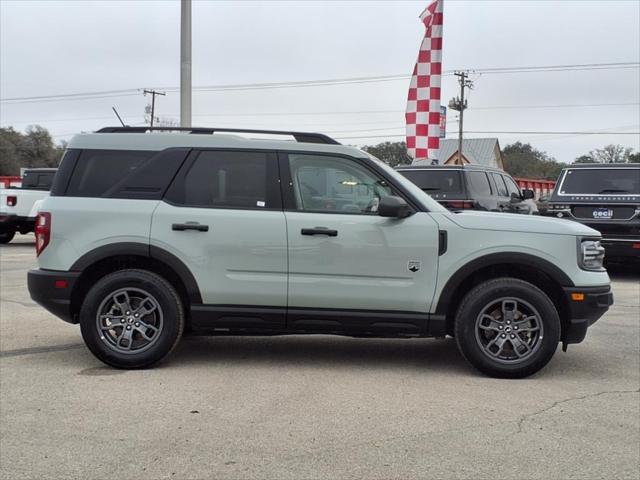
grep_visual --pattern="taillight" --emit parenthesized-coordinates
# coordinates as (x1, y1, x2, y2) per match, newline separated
(35, 212, 51, 256)
(6, 195, 17, 207)
(446, 200, 475, 210)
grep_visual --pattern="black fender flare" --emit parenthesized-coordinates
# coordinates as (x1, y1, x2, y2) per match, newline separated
(434, 252, 574, 315)
(70, 242, 202, 304)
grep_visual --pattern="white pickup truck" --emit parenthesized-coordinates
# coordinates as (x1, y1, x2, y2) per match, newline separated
(0, 168, 57, 243)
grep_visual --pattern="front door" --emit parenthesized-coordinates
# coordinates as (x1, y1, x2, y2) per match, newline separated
(150, 149, 287, 329)
(281, 152, 440, 334)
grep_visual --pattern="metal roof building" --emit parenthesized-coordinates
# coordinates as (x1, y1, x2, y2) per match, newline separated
(413, 138, 504, 170)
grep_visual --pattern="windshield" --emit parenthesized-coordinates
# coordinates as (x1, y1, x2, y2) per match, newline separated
(559, 168, 640, 195)
(361, 152, 448, 212)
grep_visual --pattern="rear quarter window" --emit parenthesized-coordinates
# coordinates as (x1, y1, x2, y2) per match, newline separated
(66, 150, 153, 197)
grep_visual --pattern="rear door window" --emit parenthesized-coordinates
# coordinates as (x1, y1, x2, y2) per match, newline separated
(165, 150, 280, 209)
(466, 171, 492, 196)
(491, 173, 509, 197)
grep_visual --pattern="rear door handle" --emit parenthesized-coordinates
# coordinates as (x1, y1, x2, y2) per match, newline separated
(172, 222, 209, 232)
(301, 227, 338, 237)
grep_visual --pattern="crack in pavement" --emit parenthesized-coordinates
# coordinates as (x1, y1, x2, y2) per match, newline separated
(515, 389, 640, 435)
(0, 298, 38, 308)
(0, 343, 84, 358)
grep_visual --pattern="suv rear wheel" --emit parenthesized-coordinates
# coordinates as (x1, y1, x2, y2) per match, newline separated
(79, 269, 184, 368)
(454, 278, 560, 378)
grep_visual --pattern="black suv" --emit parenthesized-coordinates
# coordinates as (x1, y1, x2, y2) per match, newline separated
(396, 164, 536, 213)
(545, 163, 640, 260)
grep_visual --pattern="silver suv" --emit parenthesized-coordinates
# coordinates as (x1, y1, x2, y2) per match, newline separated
(28, 127, 613, 378)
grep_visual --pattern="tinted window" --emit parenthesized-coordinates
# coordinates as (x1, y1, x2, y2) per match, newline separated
(491, 173, 508, 196)
(503, 176, 521, 196)
(559, 168, 640, 195)
(66, 150, 153, 197)
(466, 171, 492, 196)
(22, 171, 55, 190)
(289, 154, 393, 214)
(167, 150, 276, 209)
(399, 170, 463, 194)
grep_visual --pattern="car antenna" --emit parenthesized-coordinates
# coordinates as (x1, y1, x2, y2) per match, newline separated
(111, 107, 127, 127)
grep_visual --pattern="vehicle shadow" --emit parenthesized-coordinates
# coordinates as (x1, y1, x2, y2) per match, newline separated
(170, 335, 473, 375)
(606, 262, 640, 281)
(0, 241, 36, 248)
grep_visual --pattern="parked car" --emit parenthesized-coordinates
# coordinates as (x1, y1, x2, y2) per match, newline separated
(0, 168, 57, 243)
(396, 164, 537, 214)
(544, 163, 640, 261)
(28, 127, 612, 378)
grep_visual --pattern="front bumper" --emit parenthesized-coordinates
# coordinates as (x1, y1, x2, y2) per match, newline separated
(562, 285, 613, 344)
(28, 269, 80, 324)
(600, 237, 640, 259)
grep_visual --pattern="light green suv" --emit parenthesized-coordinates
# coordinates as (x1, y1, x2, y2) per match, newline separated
(28, 127, 613, 378)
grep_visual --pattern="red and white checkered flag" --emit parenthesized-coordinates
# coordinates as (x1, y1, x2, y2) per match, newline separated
(405, 0, 444, 162)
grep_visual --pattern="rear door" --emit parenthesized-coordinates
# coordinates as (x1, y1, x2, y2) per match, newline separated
(281, 152, 440, 334)
(489, 172, 512, 211)
(465, 170, 494, 210)
(150, 149, 287, 329)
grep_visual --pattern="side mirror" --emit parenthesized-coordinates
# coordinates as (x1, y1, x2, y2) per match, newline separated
(378, 196, 411, 219)
(522, 189, 535, 200)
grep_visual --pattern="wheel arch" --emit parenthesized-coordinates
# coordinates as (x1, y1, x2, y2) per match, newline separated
(69, 243, 201, 322)
(436, 252, 573, 336)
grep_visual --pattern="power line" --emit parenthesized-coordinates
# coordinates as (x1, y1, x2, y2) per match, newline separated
(4, 101, 638, 125)
(2, 62, 638, 104)
(334, 130, 640, 140)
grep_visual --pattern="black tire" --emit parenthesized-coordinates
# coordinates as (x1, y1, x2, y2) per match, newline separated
(79, 269, 184, 369)
(454, 277, 560, 379)
(0, 230, 15, 244)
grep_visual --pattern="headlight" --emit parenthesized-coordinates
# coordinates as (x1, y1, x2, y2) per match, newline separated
(579, 239, 605, 271)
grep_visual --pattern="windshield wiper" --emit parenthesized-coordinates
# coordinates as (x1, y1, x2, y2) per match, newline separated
(598, 189, 629, 194)
(421, 187, 441, 191)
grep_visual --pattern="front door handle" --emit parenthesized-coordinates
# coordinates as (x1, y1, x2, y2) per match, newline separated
(172, 222, 209, 232)
(301, 227, 338, 237)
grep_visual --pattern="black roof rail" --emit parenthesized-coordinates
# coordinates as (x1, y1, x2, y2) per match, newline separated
(95, 126, 341, 145)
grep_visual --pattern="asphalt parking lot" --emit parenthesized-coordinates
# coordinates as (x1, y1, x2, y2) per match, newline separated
(1, 235, 638, 480)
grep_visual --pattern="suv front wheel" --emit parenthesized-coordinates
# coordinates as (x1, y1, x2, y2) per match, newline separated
(454, 278, 560, 378)
(79, 269, 184, 369)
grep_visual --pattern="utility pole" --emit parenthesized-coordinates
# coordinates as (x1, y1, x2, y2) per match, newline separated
(448, 71, 474, 164)
(180, 0, 192, 127)
(143, 89, 166, 127)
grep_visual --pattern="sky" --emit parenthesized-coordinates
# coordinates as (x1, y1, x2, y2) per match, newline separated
(1, 0, 639, 163)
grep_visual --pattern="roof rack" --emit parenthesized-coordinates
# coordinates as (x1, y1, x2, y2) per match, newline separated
(95, 126, 340, 145)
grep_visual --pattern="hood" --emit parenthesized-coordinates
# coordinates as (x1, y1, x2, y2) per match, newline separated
(446, 211, 600, 236)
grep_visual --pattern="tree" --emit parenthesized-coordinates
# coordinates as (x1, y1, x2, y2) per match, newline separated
(0, 126, 64, 175)
(575, 144, 635, 164)
(362, 141, 412, 167)
(573, 155, 594, 164)
(502, 142, 564, 180)
(628, 152, 640, 163)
